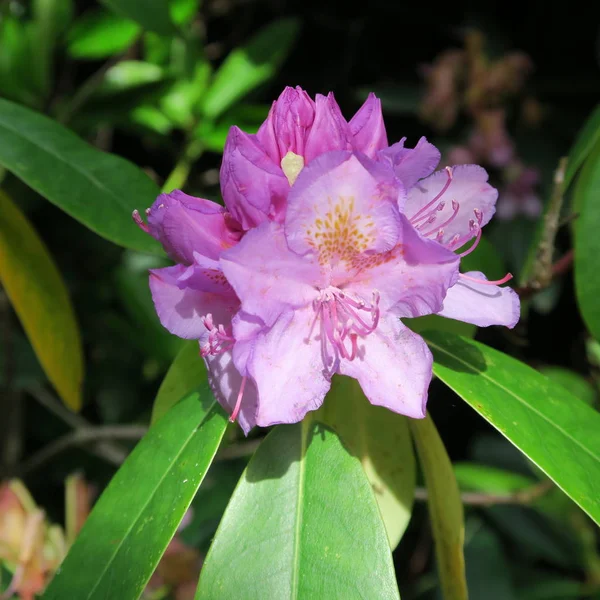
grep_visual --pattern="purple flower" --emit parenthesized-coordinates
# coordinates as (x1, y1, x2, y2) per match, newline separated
(220, 87, 388, 229)
(219, 153, 459, 429)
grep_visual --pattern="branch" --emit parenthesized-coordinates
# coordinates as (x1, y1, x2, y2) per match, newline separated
(414, 480, 553, 507)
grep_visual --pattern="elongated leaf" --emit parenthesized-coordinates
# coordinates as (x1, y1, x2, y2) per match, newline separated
(574, 142, 600, 341)
(67, 10, 140, 59)
(565, 104, 600, 189)
(151, 340, 206, 424)
(317, 376, 415, 549)
(0, 190, 83, 410)
(43, 388, 228, 600)
(538, 366, 596, 406)
(410, 414, 467, 600)
(425, 331, 600, 525)
(0, 98, 161, 254)
(202, 18, 300, 120)
(100, 0, 176, 36)
(197, 419, 400, 599)
(454, 463, 534, 495)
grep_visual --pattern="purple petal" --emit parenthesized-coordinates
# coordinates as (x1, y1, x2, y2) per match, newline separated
(438, 271, 520, 328)
(149, 264, 237, 339)
(246, 308, 331, 428)
(405, 164, 498, 247)
(378, 136, 441, 189)
(146, 190, 240, 264)
(348, 213, 460, 318)
(256, 86, 315, 163)
(204, 348, 258, 435)
(304, 93, 354, 163)
(285, 152, 403, 264)
(220, 222, 323, 327)
(349, 93, 388, 159)
(339, 315, 431, 419)
(220, 126, 289, 229)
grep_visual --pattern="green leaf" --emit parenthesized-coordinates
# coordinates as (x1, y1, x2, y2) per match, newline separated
(0, 190, 84, 411)
(405, 314, 476, 338)
(425, 331, 600, 526)
(317, 376, 415, 549)
(454, 463, 534, 495)
(565, 104, 600, 190)
(410, 414, 468, 600)
(100, 0, 176, 36)
(43, 388, 228, 600)
(151, 340, 207, 424)
(99, 61, 165, 93)
(460, 235, 506, 281)
(67, 10, 140, 59)
(574, 142, 600, 341)
(169, 0, 199, 26)
(201, 18, 300, 120)
(0, 98, 162, 254)
(538, 366, 597, 406)
(196, 419, 400, 599)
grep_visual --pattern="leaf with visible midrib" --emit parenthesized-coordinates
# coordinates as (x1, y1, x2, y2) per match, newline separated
(425, 331, 600, 526)
(196, 419, 400, 600)
(0, 98, 162, 254)
(0, 190, 83, 410)
(43, 387, 228, 600)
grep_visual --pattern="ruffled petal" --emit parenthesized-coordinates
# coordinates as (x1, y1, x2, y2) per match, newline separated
(246, 308, 331, 428)
(348, 213, 460, 318)
(438, 271, 520, 328)
(304, 93, 354, 163)
(220, 126, 289, 229)
(339, 315, 431, 419)
(285, 152, 402, 265)
(378, 136, 441, 189)
(146, 190, 240, 264)
(149, 264, 237, 339)
(349, 93, 388, 158)
(405, 164, 498, 247)
(204, 348, 258, 435)
(220, 222, 323, 327)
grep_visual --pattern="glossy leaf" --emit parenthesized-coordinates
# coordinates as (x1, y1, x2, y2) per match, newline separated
(0, 98, 161, 254)
(425, 331, 600, 525)
(410, 414, 467, 600)
(0, 190, 83, 411)
(565, 104, 600, 190)
(67, 10, 140, 59)
(574, 142, 600, 342)
(100, 0, 176, 36)
(201, 18, 300, 120)
(196, 419, 400, 599)
(317, 376, 415, 549)
(43, 388, 228, 600)
(151, 340, 206, 424)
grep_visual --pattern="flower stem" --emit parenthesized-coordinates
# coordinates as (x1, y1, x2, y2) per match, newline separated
(162, 139, 204, 193)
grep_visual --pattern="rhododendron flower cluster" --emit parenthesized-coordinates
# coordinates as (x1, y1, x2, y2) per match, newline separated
(134, 87, 519, 434)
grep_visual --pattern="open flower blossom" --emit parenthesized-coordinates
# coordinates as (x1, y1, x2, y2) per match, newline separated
(134, 87, 519, 434)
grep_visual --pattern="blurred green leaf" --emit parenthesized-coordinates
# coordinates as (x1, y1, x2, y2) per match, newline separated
(0, 98, 162, 254)
(129, 105, 173, 135)
(454, 463, 535, 494)
(317, 376, 416, 549)
(574, 141, 600, 342)
(538, 366, 596, 406)
(151, 340, 206, 424)
(565, 104, 600, 190)
(99, 60, 165, 92)
(410, 414, 468, 600)
(67, 10, 140, 59)
(100, 0, 176, 36)
(0, 190, 84, 411)
(43, 388, 228, 600)
(460, 235, 507, 280)
(201, 18, 300, 120)
(426, 331, 600, 526)
(169, 0, 199, 26)
(196, 420, 400, 599)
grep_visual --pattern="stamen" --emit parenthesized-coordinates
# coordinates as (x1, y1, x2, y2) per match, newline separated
(410, 201, 445, 225)
(132, 209, 149, 232)
(459, 272, 514, 285)
(410, 166, 453, 223)
(229, 376, 247, 423)
(421, 200, 460, 237)
(200, 313, 235, 357)
(458, 224, 482, 257)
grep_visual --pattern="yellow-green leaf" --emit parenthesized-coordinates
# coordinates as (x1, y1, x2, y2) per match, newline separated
(0, 190, 83, 410)
(410, 414, 467, 600)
